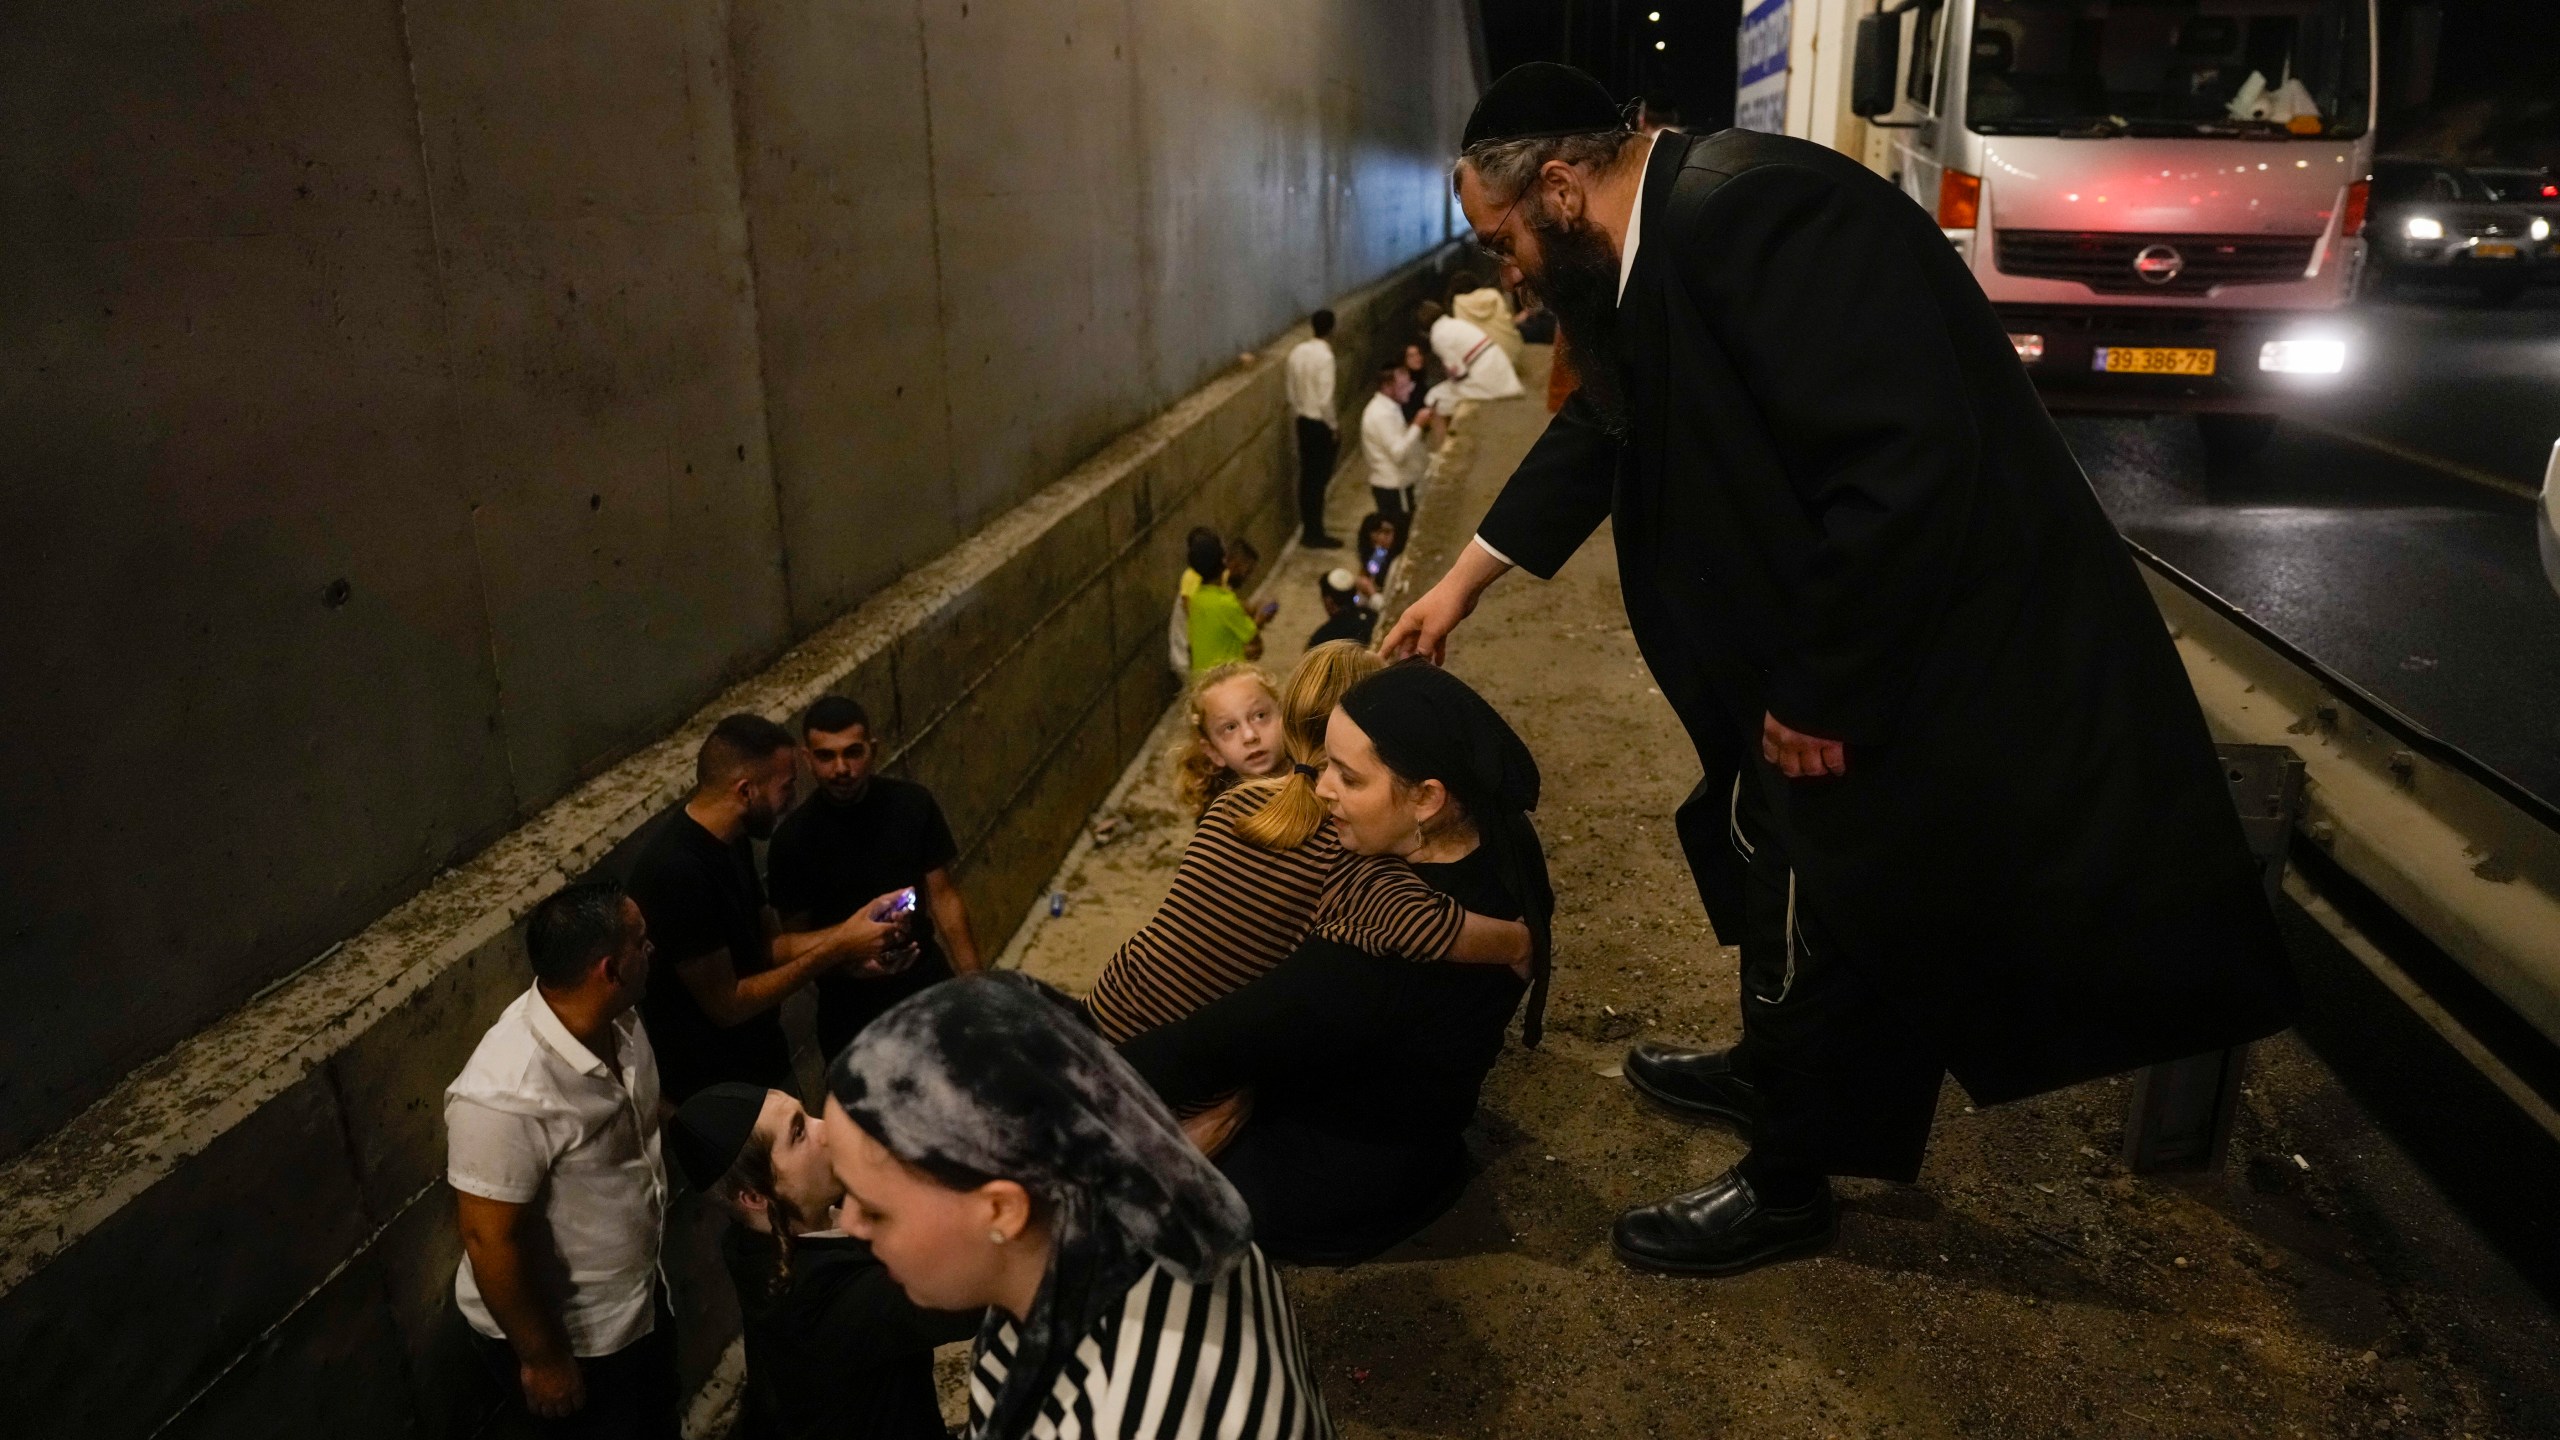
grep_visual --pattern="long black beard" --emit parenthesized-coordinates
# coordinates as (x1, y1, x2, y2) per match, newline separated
(1523, 209, 1630, 437)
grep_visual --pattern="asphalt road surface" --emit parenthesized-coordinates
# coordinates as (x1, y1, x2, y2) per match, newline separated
(2067, 288, 2560, 810)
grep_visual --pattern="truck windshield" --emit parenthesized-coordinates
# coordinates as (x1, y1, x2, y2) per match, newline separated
(1968, 1, 2370, 138)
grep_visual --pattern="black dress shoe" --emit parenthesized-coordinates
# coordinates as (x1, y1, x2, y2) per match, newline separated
(1624, 1042, 1763, 1133)
(1612, 1168, 1837, 1277)
(1302, 533, 1346, 549)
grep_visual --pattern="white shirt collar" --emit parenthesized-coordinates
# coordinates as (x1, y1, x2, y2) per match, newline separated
(1617, 132, 1659, 306)
(525, 985, 613, 1079)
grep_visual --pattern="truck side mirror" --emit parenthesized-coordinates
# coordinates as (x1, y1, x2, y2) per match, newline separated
(1851, 13, 1902, 118)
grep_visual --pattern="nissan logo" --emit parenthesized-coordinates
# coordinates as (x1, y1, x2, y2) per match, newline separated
(2133, 243, 2185, 284)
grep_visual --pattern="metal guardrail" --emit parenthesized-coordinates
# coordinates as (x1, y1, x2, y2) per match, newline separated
(2131, 545, 2560, 1145)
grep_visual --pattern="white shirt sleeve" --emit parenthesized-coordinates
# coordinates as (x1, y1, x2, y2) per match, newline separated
(1363, 399, 1423, 466)
(1471, 534, 1517, 569)
(446, 1097, 554, 1204)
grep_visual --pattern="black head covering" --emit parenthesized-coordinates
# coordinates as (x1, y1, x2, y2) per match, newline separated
(1337, 662, 1558, 1045)
(827, 973, 1251, 1440)
(668, 1082, 769, 1193)
(1463, 62, 1627, 149)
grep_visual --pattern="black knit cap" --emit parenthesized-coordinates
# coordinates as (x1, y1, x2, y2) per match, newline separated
(1462, 62, 1626, 149)
(668, 1082, 770, 1192)
(1337, 661, 1558, 1046)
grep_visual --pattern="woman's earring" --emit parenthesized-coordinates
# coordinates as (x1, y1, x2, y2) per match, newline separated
(988, 1228, 1007, 1245)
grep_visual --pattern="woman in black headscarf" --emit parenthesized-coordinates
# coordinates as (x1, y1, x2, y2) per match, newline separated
(823, 973, 1332, 1440)
(1120, 662, 1555, 1265)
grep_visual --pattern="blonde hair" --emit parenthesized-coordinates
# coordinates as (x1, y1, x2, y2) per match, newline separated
(1174, 662, 1280, 819)
(1232, 641, 1385, 851)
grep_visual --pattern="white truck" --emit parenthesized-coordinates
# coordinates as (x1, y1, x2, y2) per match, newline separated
(1741, 0, 2378, 459)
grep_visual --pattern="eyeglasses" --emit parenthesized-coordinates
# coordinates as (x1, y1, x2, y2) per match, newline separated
(1470, 187, 1528, 267)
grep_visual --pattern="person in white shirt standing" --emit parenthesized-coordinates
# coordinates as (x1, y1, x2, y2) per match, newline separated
(449, 881, 676, 1439)
(1284, 309, 1343, 548)
(1360, 360, 1435, 520)
(1417, 298, 1525, 439)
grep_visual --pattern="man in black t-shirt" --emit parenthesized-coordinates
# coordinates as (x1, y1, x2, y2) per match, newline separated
(767, 696, 984, 1060)
(627, 714, 913, 1102)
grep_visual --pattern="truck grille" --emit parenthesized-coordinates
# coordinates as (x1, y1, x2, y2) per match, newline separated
(1994, 231, 2320, 294)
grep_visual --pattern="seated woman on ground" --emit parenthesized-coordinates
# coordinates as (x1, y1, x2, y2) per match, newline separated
(1086, 641, 1533, 1047)
(1171, 661, 1287, 821)
(669, 1083, 980, 1440)
(823, 973, 1334, 1440)
(1119, 663, 1554, 1266)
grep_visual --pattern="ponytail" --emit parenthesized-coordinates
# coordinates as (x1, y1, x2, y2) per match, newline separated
(1234, 640, 1384, 851)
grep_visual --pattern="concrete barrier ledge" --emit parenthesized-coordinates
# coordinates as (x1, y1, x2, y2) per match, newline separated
(2141, 559, 2560, 1052)
(0, 248, 1457, 1438)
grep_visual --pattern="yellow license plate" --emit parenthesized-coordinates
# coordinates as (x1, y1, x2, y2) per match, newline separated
(2093, 346, 2217, 376)
(2474, 242, 2520, 259)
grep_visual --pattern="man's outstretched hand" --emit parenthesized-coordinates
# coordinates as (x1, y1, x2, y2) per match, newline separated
(1762, 712, 1847, 778)
(1379, 578, 1475, 663)
(1380, 540, 1512, 663)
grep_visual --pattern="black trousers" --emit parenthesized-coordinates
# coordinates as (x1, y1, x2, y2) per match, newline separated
(1217, 1109, 1469, 1266)
(1369, 484, 1412, 521)
(471, 1291, 680, 1440)
(1294, 417, 1336, 538)
(1726, 769, 1944, 1183)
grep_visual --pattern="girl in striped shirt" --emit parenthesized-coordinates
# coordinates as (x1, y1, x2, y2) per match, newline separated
(1086, 643, 1534, 1047)
(1172, 662, 1289, 821)
(825, 974, 1331, 1440)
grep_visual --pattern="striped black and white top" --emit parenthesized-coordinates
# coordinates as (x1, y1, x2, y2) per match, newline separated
(967, 1244, 1333, 1440)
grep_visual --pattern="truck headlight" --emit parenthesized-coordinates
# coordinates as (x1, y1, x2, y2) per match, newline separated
(2260, 338, 2348, 375)
(2405, 216, 2443, 240)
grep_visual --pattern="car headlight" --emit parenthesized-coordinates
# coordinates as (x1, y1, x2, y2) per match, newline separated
(2405, 216, 2443, 240)
(2261, 338, 2348, 375)
(2535, 217, 2553, 242)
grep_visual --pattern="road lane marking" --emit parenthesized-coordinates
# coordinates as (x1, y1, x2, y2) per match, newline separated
(2291, 417, 2541, 501)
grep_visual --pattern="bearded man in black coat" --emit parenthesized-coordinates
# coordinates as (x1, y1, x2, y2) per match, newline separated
(1384, 65, 2296, 1277)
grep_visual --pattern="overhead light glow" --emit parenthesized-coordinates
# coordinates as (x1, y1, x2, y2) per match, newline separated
(1649, 10, 1662, 19)
(1655, 39, 1667, 50)
(2404, 216, 2443, 239)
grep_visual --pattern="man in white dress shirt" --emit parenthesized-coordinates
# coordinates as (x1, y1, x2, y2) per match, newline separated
(1418, 299, 1525, 437)
(1283, 310, 1343, 548)
(448, 881, 675, 1438)
(1359, 360, 1435, 520)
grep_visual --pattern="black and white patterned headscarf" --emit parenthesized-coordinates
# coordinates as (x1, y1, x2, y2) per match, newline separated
(828, 972, 1252, 1438)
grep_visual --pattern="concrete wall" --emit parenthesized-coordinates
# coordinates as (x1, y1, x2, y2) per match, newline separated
(0, 0, 1479, 1161)
(0, 252, 1465, 1440)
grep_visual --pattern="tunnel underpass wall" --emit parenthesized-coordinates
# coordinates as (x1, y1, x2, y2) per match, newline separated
(0, 252, 1464, 1439)
(0, 0, 1478, 1163)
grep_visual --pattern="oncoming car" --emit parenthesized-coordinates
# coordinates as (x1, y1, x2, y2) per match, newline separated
(2364, 159, 2552, 304)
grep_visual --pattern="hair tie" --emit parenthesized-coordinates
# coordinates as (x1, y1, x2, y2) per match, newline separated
(1293, 763, 1320, 780)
